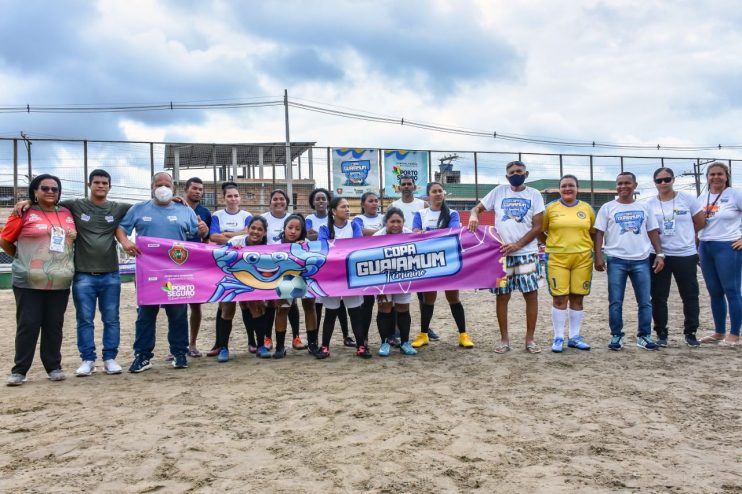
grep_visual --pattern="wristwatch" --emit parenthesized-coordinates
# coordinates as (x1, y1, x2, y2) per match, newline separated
(656, 253, 666, 258)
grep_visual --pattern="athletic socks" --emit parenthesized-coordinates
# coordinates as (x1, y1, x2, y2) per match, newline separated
(321, 308, 339, 346)
(450, 302, 466, 333)
(552, 307, 567, 339)
(275, 329, 286, 350)
(265, 306, 275, 341)
(420, 303, 435, 333)
(568, 309, 584, 339)
(241, 309, 257, 347)
(338, 303, 349, 338)
(396, 310, 411, 343)
(348, 306, 365, 346)
(315, 302, 323, 330)
(376, 311, 394, 341)
(289, 303, 300, 338)
(362, 296, 375, 336)
(306, 329, 319, 346)
(216, 318, 233, 348)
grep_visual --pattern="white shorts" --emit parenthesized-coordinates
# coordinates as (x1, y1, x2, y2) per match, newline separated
(377, 292, 413, 304)
(320, 295, 363, 310)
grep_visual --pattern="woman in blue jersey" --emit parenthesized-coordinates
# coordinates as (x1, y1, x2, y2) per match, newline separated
(306, 188, 353, 347)
(373, 207, 417, 356)
(410, 182, 474, 349)
(316, 196, 368, 359)
(353, 192, 384, 348)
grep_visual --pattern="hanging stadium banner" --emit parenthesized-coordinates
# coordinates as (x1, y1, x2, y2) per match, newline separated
(134, 227, 506, 305)
(331, 148, 379, 197)
(383, 150, 429, 198)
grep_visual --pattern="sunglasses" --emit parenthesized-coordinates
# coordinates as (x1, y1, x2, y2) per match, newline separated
(654, 177, 673, 184)
(39, 186, 60, 193)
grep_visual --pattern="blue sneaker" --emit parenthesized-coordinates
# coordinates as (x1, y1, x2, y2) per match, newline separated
(567, 336, 591, 350)
(378, 341, 391, 357)
(129, 354, 152, 373)
(256, 346, 271, 358)
(427, 329, 441, 341)
(551, 337, 564, 353)
(608, 336, 624, 351)
(217, 347, 230, 362)
(172, 354, 188, 369)
(636, 335, 659, 350)
(400, 341, 418, 355)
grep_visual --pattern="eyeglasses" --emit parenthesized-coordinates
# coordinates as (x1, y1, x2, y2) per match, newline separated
(654, 177, 673, 184)
(39, 186, 59, 193)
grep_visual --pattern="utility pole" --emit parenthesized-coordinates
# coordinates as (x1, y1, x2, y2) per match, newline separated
(284, 89, 294, 212)
(681, 159, 713, 195)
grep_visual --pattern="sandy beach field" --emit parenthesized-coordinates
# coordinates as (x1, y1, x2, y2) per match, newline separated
(0, 272, 740, 493)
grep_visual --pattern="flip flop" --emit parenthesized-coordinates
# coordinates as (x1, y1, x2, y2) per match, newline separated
(526, 341, 541, 354)
(719, 339, 741, 347)
(494, 343, 512, 354)
(188, 348, 203, 358)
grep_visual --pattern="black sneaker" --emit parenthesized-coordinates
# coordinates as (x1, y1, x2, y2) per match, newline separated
(356, 345, 372, 359)
(129, 354, 152, 373)
(172, 354, 188, 369)
(272, 347, 287, 359)
(657, 337, 668, 348)
(428, 329, 441, 341)
(316, 345, 330, 359)
(685, 334, 701, 347)
(343, 336, 356, 347)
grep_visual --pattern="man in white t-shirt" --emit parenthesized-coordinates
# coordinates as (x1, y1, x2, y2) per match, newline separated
(594, 172, 665, 351)
(390, 174, 427, 229)
(468, 160, 545, 354)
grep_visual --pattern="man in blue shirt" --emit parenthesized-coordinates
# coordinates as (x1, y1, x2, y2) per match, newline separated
(183, 177, 212, 358)
(116, 172, 204, 373)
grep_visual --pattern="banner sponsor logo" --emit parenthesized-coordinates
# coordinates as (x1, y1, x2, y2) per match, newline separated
(168, 243, 189, 265)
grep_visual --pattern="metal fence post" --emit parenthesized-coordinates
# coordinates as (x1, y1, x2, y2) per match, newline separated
(590, 155, 595, 206)
(149, 142, 154, 179)
(729, 159, 733, 186)
(559, 154, 563, 178)
(473, 151, 479, 202)
(13, 139, 18, 200)
(308, 146, 314, 182)
(83, 140, 88, 198)
(326, 147, 331, 190)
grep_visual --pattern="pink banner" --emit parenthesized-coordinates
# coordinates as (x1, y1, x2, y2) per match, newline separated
(134, 227, 506, 305)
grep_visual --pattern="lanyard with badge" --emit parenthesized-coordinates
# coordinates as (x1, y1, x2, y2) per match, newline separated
(40, 208, 67, 252)
(658, 193, 676, 236)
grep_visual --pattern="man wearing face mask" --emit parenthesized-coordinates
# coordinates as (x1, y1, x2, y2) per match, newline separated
(115, 172, 203, 373)
(468, 160, 545, 354)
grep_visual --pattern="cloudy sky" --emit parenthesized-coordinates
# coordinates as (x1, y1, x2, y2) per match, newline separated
(1, 0, 740, 195)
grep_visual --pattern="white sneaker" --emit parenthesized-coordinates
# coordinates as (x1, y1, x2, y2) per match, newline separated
(75, 360, 96, 377)
(103, 359, 123, 375)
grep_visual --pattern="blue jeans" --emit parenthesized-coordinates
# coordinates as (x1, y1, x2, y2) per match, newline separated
(72, 272, 121, 361)
(699, 241, 742, 337)
(607, 257, 652, 337)
(133, 304, 188, 359)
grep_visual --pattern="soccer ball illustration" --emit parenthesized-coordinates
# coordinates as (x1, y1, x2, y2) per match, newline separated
(275, 274, 308, 299)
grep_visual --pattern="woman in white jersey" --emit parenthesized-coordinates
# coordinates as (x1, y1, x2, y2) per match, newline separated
(306, 188, 354, 347)
(352, 192, 384, 348)
(373, 207, 417, 356)
(647, 168, 705, 347)
(410, 182, 474, 349)
(261, 189, 303, 350)
(316, 196, 368, 359)
(697, 162, 742, 346)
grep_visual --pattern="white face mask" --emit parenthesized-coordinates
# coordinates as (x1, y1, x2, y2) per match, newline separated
(154, 186, 173, 203)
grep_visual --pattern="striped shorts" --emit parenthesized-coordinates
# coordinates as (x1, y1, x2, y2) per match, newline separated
(490, 253, 542, 295)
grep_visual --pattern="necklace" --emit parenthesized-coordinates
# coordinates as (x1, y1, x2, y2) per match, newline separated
(657, 192, 676, 222)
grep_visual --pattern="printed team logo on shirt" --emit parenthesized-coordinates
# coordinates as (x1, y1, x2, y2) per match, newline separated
(168, 243, 189, 265)
(66, 217, 74, 224)
(614, 210, 644, 234)
(105, 215, 115, 223)
(167, 215, 178, 222)
(143, 216, 152, 222)
(500, 198, 532, 223)
(703, 204, 719, 219)
(576, 211, 587, 219)
(80, 213, 91, 222)
(28, 213, 41, 222)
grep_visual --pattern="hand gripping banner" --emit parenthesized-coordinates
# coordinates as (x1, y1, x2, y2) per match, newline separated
(134, 227, 506, 305)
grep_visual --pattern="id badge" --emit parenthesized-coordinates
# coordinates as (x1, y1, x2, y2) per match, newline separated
(662, 219, 676, 236)
(50, 227, 66, 252)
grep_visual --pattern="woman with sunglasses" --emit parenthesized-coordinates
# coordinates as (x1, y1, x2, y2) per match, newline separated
(1, 175, 76, 386)
(410, 182, 474, 350)
(646, 168, 705, 347)
(697, 162, 742, 346)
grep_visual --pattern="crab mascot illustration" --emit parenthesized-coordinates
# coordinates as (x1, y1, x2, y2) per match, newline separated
(208, 240, 330, 302)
